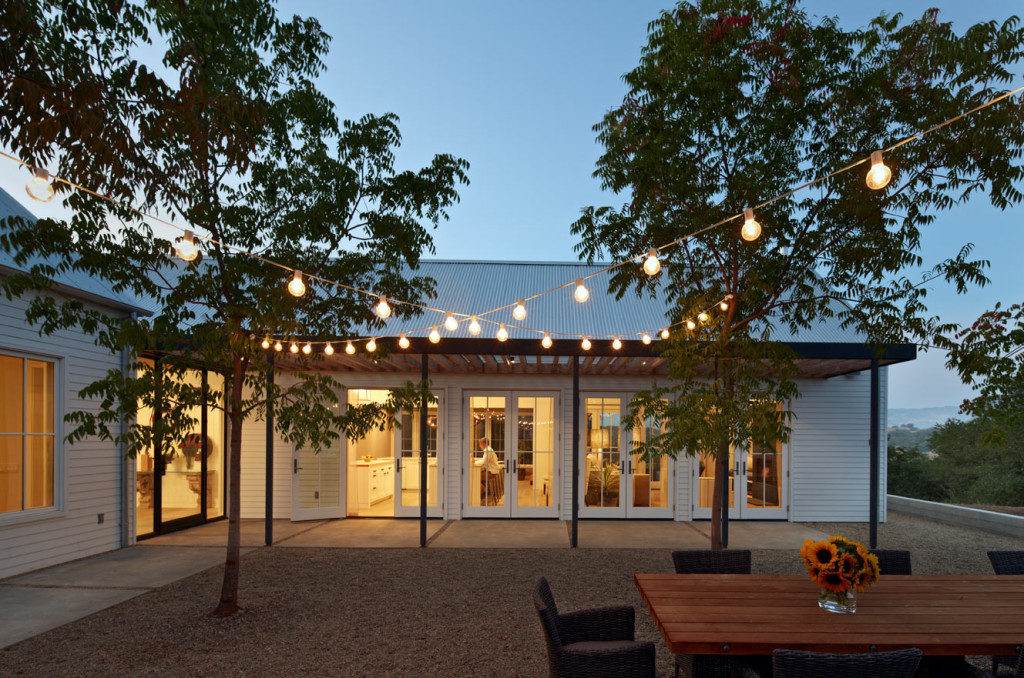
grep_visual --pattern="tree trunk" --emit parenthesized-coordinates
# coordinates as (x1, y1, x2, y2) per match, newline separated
(710, 443, 729, 550)
(214, 360, 245, 616)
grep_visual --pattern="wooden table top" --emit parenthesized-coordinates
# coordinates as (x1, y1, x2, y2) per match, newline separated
(635, 573, 1024, 656)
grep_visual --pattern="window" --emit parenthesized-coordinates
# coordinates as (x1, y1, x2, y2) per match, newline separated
(0, 353, 57, 514)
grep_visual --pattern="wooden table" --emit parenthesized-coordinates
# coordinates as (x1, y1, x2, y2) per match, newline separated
(635, 573, 1024, 656)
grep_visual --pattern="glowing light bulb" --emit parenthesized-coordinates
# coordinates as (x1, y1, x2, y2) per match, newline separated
(25, 167, 55, 202)
(375, 295, 392, 319)
(512, 299, 527, 320)
(175, 230, 199, 262)
(686, 319, 696, 331)
(641, 333, 652, 345)
(581, 337, 592, 351)
(741, 208, 761, 242)
(261, 337, 270, 350)
(289, 342, 299, 353)
(643, 248, 661, 276)
(866, 150, 892, 190)
(468, 317, 481, 335)
(274, 341, 283, 352)
(444, 312, 458, 332)
(324, 343, 334, 356)
(496, 323, 509, 342)
(302, 343, 312, 355)
(398, 334, 410, 349)
(574, 278, 589, 303)
(541, 333, 552, 349)
(366, 338, 377, 352)
(288, 270, 306, 297)
(720, 300, 729, 311)
(660, 328, 670, 340)
(698, 312, 709, 323)
(429, 327, 441, 344)
(345, 341, 356, 355)
(612, 337, 622, 350)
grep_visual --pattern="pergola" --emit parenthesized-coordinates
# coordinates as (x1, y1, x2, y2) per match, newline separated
(263, 338, 916, 549)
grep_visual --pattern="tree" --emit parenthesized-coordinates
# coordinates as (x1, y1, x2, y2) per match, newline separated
(0, 1, 467, 615)
(573, 0, 1024, 547)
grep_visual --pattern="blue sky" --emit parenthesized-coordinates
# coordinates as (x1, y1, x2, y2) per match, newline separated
(2, 1, 1021, 411)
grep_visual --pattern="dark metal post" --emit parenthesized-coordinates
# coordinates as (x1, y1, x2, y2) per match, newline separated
(265, 353, 274, 546)
(571, 356, 580, 548)
(420, 354, 429, 547)
(720, 445, 729, 549)
(201, 369, 208, 521)
(869, 358, 880, 549)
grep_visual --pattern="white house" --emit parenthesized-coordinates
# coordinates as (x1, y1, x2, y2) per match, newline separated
(0, 187, 911, 578)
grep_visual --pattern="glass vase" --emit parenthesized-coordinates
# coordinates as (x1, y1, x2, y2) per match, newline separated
(818, 587, 857, 614)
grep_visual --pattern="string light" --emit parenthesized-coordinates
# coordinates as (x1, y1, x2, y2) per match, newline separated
(375, 295, 392, 319)
(612, 337, 622, 350)
(641, 333, 652, 345)
(741, 208, 762, 242)
(698, 311, 709, 323)
(288, 270, 306, 298)
(398, 333, 410, 349)
(324, 343, 334, 356)
(366, 338, 377, 352)
(643, 248, 661, 276)
(25, 167, 55, 202)
(719, 300, 729, 311)
(274, 341, 283, 352)
(660, 328, 670, 340)
(444, 312, 458, 332)
(175, 230, 199, 262)
(346, 341, 356, 355)
(541, 333, 552, 348)
(261, 336, 270, 350)
(302, 343, 312, 355)
(866, 150, 892, 190)
(574, 278, 589, 303)
(468, 317, 481, 335)
(686, 319, 696, 331)
(429, 327, 441, 344)
(581, 337, 592, 351)
(289, 342, 299, 354)
(512, 299, 527, 321)
(496, 323, 509, 342)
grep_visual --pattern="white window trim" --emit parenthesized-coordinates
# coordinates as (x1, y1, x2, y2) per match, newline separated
(0, 347, 65, 527)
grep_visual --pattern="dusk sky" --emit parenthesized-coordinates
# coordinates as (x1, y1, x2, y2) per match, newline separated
(4, 1, 1022, 411)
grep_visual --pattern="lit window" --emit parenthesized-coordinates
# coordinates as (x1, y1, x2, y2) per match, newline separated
(0, 353, 56, 513)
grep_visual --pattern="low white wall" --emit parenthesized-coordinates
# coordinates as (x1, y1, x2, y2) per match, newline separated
(888, 494, 1024, 538)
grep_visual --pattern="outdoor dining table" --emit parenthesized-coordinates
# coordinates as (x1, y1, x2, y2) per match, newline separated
(634, 573, 1024, 657)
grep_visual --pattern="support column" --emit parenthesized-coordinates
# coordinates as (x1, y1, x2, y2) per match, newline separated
(719, 442, 729, 549)
(571, 356, 580, 548)
(265, 353, 274, 547)
(420, 354, 428, 548)
(869, 358, 880, 549)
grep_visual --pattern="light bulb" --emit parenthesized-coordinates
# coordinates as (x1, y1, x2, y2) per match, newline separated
(324, 343, 334, 356)
(581, 337, 592, 351)
(660, 328, 670, 340)
(641, 333, 652, 345)
(345, 341, 356, 355)
(429, 327, 441, 344)
(302, 343, 312, 355)
(866, 150, 892, 190)
(541, 333, 552, 349)
(261, 337, 270, 350)
(375, 295, 392, 319)
(643, 248, 660, 276)
(574, 278, 589, 303)
(274, 341, 283, 352)
(612, 337, 622, 350)
(741, 208, 761, 242)
(512, 299, 527, 320)
(444, 312, 458, 332)
(289, 342, 299, 353)
(468, 317, 481, 335)
(288, 270, 306, 297)
(175, 230, 199, 262)
(698, 312, 709, 323)
(686, 319, 696, 331)
(25, 167, 55, 202)
(496, 323, 509, 342)
(720, 300, 729, 311)
(398, 334, 410, 349)
(366, 338, 377, 352)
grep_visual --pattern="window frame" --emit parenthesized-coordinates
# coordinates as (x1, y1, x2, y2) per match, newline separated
(0, 347, 64, 526)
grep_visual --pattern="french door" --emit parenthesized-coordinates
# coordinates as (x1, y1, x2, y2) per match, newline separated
(292, 443, 343, 521)
(463, 392, 559, 518)
(394, 394, 444, 518)
(579, 395, 674, 519)
(692, 438, 787, 520)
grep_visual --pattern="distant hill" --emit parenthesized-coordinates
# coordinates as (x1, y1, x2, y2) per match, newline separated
(888, 425, 933, 452)
(888, 405, 964, 429)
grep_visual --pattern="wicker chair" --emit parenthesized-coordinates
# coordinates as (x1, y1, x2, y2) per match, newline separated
(533, 577, 658, 678)
(913, 644, 1023, 677)
(671, 550, 755, 678)
(731, 648, 922, 678)
(874, 549, 912, 575)
(988, 551, 1024, 674)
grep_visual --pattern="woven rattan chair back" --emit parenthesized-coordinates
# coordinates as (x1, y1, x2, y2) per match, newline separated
(671, 549, 752, 575)
(873, 549, 912, 575)
(773, 648, 922, 678)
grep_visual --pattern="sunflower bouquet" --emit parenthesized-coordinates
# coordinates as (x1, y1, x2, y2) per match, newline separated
(800, 536, 880, 613)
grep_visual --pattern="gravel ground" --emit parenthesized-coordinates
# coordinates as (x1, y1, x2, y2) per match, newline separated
(1, 512, 1022, 677)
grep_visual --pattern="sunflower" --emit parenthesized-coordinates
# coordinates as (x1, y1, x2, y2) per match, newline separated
(817, 571, 851, 593)
(799, 539, 818, 568)
(808, 541, 839, 568)
(839, 554, 857, 578)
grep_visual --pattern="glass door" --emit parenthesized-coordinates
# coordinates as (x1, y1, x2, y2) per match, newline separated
(580, 396, 625, 518)
(292, 443, 343, 521)
(511, 394, 558, 518)
(692, 448, 739, 519)
(394, 395, 443, 518)
(692, 438, 787, 519)
(627, 410, 673, 518)
(465, 395, 509, 516)
(154, 367, 205, 531)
